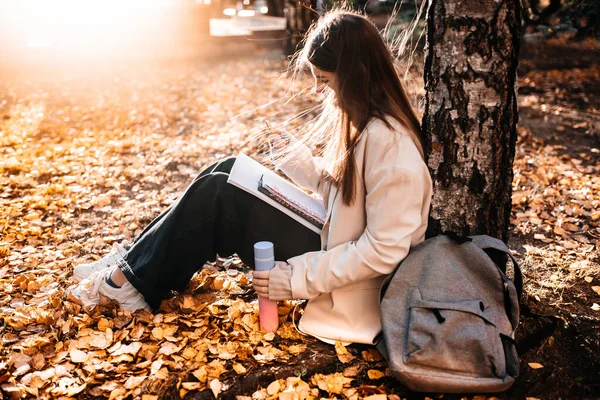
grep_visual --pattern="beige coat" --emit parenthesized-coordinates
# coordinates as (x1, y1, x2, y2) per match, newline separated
(270, 118, 432, 345)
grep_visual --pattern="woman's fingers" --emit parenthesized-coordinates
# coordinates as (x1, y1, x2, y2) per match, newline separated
(268, 134, 288, 150)
(252, 270, 270, 298)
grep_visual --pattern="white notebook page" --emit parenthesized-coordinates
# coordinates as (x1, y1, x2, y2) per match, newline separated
(227, 153, 326, 234)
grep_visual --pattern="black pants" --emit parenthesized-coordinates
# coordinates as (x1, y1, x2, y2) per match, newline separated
(119, 157, 321, 308)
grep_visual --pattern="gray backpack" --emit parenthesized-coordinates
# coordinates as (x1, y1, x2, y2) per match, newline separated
(377, 234, 522, 393)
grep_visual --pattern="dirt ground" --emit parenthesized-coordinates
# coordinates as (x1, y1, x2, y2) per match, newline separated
(502, 37, 600, 400)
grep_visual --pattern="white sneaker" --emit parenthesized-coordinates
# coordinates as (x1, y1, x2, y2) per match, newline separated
(67, 268, 150, 312)
(72, 244, 128, 282)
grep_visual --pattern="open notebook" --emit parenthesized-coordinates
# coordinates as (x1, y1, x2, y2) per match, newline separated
(227, 153, 326, 234)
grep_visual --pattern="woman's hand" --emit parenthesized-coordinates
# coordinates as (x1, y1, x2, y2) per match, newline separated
(252, 261, 289, 299)
(268, 129, 292, 153)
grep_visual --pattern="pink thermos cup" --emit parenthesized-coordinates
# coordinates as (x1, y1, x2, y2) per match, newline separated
(254, 241, 279, 332)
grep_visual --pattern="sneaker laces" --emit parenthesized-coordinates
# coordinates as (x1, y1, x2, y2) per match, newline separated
(80, 268, 114, 301)
(107, 243, 128, 266)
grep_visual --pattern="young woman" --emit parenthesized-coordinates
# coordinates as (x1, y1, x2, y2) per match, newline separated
(68, 9, 432, 345)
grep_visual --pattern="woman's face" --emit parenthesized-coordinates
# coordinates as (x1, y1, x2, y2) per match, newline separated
(310, 64, 337, 96)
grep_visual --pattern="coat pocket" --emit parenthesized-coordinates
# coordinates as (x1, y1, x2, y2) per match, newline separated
(404, 287, 500, 377)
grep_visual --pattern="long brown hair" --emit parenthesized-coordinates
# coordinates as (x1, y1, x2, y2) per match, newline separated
(291, 9, 424, 206)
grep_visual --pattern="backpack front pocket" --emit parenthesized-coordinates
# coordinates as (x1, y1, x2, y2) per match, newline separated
(404, 287, 500, 377)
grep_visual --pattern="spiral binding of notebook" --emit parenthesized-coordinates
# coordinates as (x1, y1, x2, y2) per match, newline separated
(257, 175, 325, 229)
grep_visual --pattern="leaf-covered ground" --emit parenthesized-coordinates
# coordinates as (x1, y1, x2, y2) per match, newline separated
(0, 37, 598, 399)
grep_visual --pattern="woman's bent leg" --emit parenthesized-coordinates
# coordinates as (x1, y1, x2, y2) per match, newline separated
(71, 157, 239, 283)
(120, 160, 320, 308)
(130, 157, 237, 245)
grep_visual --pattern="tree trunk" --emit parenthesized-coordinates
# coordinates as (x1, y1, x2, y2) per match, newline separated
(422, 0, 521, 242)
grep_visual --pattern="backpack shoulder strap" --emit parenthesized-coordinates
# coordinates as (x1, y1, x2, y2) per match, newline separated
(469, 235, 523, 301)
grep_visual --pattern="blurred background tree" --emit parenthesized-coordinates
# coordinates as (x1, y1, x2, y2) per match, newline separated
(522, 0, 599, 38)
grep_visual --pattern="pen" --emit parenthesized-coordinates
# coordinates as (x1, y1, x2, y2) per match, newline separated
(265, 121, 274, 135)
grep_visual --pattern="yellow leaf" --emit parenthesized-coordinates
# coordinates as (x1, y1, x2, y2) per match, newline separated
(233, 363, 247, 374)
(98, 318, 111, 331)
(553, 225, 567, 236)
(93, 194, 112, 207)
(591, 286, 600, 296)
(142, 395, 159, 400)
(193, 366, 207, 382)
(124, 376, 147, 390)
(528, 362, 544, 369)
(209, 379, 222, 398)
(367, 370, 385, 380)
(30, 353, 45, 370)
(267, 380, 281, 395)
(182, 382, 203, 390)
(363, 395, 387, 400)
(111, 342, 142, 356)
(278, 392, 294, 400)
(563, 223, 579, 232)
(310, 373, 353, 394)
(286, 344, 306, 356)
(182, 295, 196, 310)
(159, 342, 181, 356)
(69, 349, 88, 363)
(163, 324, 179, 337)
(155, 367, 170, 380)
(151, 359, 163, 375)
(89, 331, 110, 349)
(334, 340, 355, 363)
(182, 347, 197, 360)
(361, 348, 383, 362)
(343, 365, 360, 377)
(152, 327, 164, 341)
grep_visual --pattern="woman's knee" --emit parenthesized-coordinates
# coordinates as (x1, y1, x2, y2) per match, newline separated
(192, 157, 236, 181)
(213, 156, 236, 174)
(188, 172, 232, 202)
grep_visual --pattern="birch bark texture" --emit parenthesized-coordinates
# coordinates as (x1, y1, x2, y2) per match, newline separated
(423, 0, 521, 241)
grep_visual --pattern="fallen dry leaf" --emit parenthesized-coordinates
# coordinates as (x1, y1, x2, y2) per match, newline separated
(361, 348, 383, 362)
(343, 365, 361, 377)
(209, 378, 222, 397)
(310, 373, 353, 394)
(69, 349, 88, 363)
(334, 340, 355, 363)
(528, 363, 544, 369)
(266, 380, 281, 395)
(363, 395, 387, 400)
(367, 369, 385, 380)
(232, 363, 247, 375)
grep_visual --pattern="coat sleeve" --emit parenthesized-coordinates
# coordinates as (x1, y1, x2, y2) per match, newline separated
(271, 137, 326, 196)
(285, 139, 428, 299)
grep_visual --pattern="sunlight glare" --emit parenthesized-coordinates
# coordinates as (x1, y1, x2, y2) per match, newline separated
(238, 10, 256, 17)
(0, 0, 205, 64)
